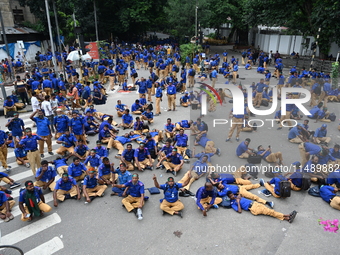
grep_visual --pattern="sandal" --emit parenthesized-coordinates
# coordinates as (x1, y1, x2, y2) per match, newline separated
(289, 210, 297, 223)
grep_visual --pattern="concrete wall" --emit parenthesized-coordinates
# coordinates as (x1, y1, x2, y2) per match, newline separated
(1, 0, 37, 27)
(0, 1, 14, 27)
(255, 34, 339, 57)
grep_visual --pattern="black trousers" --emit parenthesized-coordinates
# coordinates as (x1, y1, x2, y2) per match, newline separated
(18, 91, 30, 104)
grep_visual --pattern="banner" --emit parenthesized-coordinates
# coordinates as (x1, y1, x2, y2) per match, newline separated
(86, 42, 100, 61)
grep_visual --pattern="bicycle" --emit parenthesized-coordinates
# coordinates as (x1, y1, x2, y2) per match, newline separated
(0, 245, 24, 255)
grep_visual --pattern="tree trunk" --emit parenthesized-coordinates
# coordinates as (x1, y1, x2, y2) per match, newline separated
(238, 25, 249, 46)
(227, 26, 236, 43)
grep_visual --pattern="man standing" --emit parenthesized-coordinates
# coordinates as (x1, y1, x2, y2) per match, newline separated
(30, 110, 54, 158)
(19, 128, 46, 175)
(154, 82, 163, 116)
(53, 173, 81, 207)
(254, 79, 268, 108)
(196, 182, 222, 216)
(166, 82, 176, 111)
(5, 112, 25, 143)
(69, 112, 86, 145)
(112, 173, 145, 220)
(173, 129, 190, 163)
(41, 95, 55, 133)
(54, 109, 69, 139)
(0, 129, 11, 172)
(211, 67, 218, 88)
(153, 175, 190, 217)
(19, 180, 52, 222)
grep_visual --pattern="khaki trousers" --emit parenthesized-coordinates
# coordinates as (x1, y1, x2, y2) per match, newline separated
(249, 202, 284, 220)
(160, 199, 184, 215)
(28, 150, 41, 175)
(39, 135, 52, 154)
(122, 195, 144, 212)
(21, 201, 52, 221)
(56, 186, 78, 201)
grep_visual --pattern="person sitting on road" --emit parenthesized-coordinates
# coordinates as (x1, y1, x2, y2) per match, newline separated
(227, 191, 297, 223)
(82, 168, 107, 204)
(19, 180, 52, 222)
(196, 182, 222, 217)
(257, 145, 284, 165)
(53, 173, 81, 207)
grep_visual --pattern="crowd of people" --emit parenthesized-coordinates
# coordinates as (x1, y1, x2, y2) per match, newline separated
(1, 42, 339, 224)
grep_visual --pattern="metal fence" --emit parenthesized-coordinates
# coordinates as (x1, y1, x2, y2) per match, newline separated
(281, 57, 336, 73)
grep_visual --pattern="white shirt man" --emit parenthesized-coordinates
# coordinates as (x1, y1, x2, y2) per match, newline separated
(31, 95, 40, 112)
(41, 99, 53, 117)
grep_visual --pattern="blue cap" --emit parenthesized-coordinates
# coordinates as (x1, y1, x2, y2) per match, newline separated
(273, 167, 281, 173)
(292, 161, 300, 166)
(322, 124, 327, 128)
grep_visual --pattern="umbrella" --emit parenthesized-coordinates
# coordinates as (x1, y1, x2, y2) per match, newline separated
(67, 51, 92, 62)
(67, 50, 81, 61)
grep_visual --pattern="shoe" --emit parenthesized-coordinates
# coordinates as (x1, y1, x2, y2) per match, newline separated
(259, 178, 265, 186)
(162, 210, 165, 215)
(5, 168, 11, 172)
(183, 159, 190, 163)
(10, 183, 21, 189)
(41, 154, 44, 158)
(137, 208, 143, 220)
(289, 210, 297, 223)
(166, 170, 171, 173)
(115, 154, 121, 159)
(236, 137, 239, 142)
(2, 217, 10, 222)
(132, 208, 137, 214)
(179, 191, 189, 197)
(267, 201, 274, 209)
(225, 138, 230, 142)
(213, 204, 219, 209)
(156, 165, 161, 169)
(172, 171, 177, 177)
(277, 127, 282, 130)
(145, 166, 152, 170)
(8, 214, 14, 220)
(161, 165, 165, 169)
(216, 148, 221, 156)
(48, 152, 54, 155)
(4, 189, 12, 194)
(177, 211, 183, 218)
(185, 190, 195, 196)
(261, 189, 272, 197)
(7, 166, 11, 169)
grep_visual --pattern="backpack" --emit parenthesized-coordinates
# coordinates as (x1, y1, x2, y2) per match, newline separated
(98, 68, 104, 74)
(147, 103, 153, 111)
(175, 66, 179, 72)
(190, 69, 196, 76)
(261, 100, 269, 107)
(279, 177, 291, 198)
(300, 176, 312, 191)
(308, 186, 320, 197)
(153, 75, 159, 81)
(327, 113, 336, 122)
(314, 84, 321, 95)
(202, 121, 208, 132)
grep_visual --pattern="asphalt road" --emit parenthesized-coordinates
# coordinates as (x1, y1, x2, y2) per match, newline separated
(0, 45, 339, 255)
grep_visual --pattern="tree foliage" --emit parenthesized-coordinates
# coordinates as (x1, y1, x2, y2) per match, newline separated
(245, 0, 340, 55)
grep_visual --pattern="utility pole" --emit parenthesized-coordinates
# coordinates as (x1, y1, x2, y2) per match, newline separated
(310, 27, 321, 71)
(45, 0, 57, 69)
(94, 0, 99, 41)
(195, 0, 198, 38)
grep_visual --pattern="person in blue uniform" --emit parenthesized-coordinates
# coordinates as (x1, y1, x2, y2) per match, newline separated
(82, 168, 107, 203)
(196, 182, 222, 217)
(53, 173, 81, 207)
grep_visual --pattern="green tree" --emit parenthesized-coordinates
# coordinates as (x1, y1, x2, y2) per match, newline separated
(245, 0, 340, 57)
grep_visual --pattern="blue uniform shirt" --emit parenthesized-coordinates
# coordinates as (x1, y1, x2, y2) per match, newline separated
(124, 180, 145, 197)
(19, 187, 43, 203)
(174, 134, 188, 147)
(93, 146, 108, 158)
(54, 115, 69, 133)
(196, 186, 217, 210)
(314, 127, 327, 138)
(58, 134, 77, 148)
(319, 185, 336, 203)
(75, 145, 89, 156)
(36, 166, 57, 182)
(69, 117, 84, 135)
(83, 176, 98, 189)
(55, 177, 77, 191)
(122, 149, 135, 162)
(68, 162, 87, 177)
(166, 153, 183, 165)
(160, 183, 183, 203)
(84, 154, 102, 167)
(19, 135, 42, 151)
(114, 168, 132, 184)
(134, 147, 150, 161)
(236, 142, 248, 156)
(33, 117, 50, 136)
(230, 197, 253, 211)
(14, 147, 27, 158)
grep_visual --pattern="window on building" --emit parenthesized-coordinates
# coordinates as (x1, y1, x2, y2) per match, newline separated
(13, 9, 24, 24)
